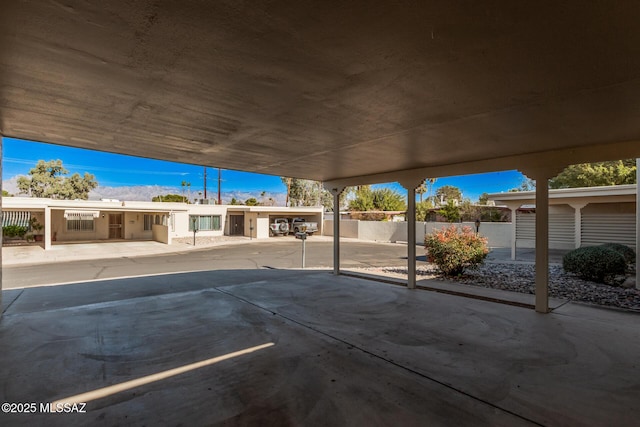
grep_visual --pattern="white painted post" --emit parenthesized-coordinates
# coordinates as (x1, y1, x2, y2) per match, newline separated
(407, 186, 417, 289)
(570, 203, 587, 249)
(505, 202, 521, 260)
(400, 179, 423, 290)
(0, 134, 3, 311)
(520, 165, 565, 314)
(44, 206, 52, 250)
(511, 208, 517, 260)
(328, 186, 345, 276)
(535, 178, 550, 313)
(333, 192, 340, 275)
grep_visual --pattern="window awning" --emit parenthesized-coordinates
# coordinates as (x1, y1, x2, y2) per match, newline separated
(2, 211, 31, 227)
(64, 210, 100, 220)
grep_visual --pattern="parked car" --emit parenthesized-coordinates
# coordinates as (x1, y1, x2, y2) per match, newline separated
(289, 218, 318, 235)
(269, 218, 290, 236)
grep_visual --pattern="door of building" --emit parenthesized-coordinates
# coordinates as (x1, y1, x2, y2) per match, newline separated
(229, 215, 244, 236)
(108, 213, 123, 239)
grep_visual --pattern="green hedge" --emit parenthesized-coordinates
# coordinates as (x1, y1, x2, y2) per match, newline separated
(3, 225, 28, 238)
(563, 246, 626, 284)
(599, 243, 636, 264)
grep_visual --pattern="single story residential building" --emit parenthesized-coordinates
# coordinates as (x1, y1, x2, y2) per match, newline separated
(1, 197, 323, 250)
(488, 184, 637, 259)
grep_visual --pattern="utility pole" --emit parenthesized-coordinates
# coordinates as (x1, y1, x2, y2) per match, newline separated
(203, 167, 207, 199)
(217, 168, 222, 205)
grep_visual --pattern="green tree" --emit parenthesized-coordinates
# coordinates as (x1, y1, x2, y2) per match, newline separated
(245, 197, 259, 206)
(281, 177, 335, 210)
(435, 185, 462, 205)
(152, 194, 185, 202)
(509, 177, 536, 192)
(229, 197, 242, 205)
(372, 188, 406, 211)
(348, 186, 374, 211)
(438, 199, 461, 222)
(416, 199, 434, 222)
(348, 185, 406, 212)
(416, 178, 437, 203)
(180, 181, 192, 203)
(2, 190, 12, 197)
(17, 159, 97, 200)
(416, 181, 427, 203)
(478, 192, 489, 205)
(549, 160, 636, 189)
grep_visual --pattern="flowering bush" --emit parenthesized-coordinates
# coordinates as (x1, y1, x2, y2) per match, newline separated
(425, 225, 489, 276)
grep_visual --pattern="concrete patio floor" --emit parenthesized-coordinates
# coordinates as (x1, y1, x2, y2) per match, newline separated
(1, 269, 638, 426)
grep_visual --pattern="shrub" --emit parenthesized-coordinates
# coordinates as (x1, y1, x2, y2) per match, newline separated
(2, 225, 28, 238)
(599, 243, 636, 264)
(563, 246, 626, 284)
(425, 225, 489, 276)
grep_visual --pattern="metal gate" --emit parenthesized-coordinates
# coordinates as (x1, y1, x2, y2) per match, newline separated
(108, 214, 123, 239)
(229, 215, 244, 236)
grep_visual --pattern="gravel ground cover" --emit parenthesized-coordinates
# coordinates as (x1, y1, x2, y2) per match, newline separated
(362, 263, 640, 312)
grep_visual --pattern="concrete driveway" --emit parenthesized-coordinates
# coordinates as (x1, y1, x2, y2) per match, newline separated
(1, 269, 638, 426)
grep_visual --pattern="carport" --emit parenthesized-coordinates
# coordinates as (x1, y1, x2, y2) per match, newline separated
(1, 2, 640, 313)
(1, 2, 640, 424)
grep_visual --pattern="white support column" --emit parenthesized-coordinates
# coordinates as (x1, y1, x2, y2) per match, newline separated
(511, 209, 517, 260)
(636, 158, 639, 289)
(44, 206, 52, 250)
(0, 134, 3, 311)
(407, 186, 417, 289)
(400, 179, 423, 290)
(325, 185, 345, 276)
(520, 165, 564, 314)
(535, 179, 550, 313)
(570, 203, 587, 249)
(505, 202, 521, 260)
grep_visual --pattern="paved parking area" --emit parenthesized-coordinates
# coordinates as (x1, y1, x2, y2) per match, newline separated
(1, 269, 638, 426)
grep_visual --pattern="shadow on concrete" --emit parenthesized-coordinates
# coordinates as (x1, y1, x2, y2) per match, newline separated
(1, 269, 638, 426)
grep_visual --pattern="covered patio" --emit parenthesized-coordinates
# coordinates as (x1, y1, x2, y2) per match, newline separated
(1, 2, 640, 424)
(2, 269, 638, 426)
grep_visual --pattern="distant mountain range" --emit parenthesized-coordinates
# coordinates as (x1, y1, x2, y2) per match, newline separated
(91, 185, 287, 206)
(3, 177, 287, 206)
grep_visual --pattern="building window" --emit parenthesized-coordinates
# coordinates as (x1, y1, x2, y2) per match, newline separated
(64, 210, 99, 232)
(144, 214, 154, 231)
(66, 218, 94, 232)
(144, 214, 169, 230)
(189, 215, 221, 231)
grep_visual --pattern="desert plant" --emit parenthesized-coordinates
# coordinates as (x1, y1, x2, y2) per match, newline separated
(425, 224, 489, 276)
(563, 246, 626, 284)
(599, 243, 636, 264)
(29, 217, 44, 234)
(438, 199, 460, 223)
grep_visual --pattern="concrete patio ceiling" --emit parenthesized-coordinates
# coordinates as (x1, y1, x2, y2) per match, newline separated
(1, 1, 640, 184)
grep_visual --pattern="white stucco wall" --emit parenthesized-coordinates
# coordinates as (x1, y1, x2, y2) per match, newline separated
(256, 217, 270, 239)
(324, 219, 512, 247)
(322, 219, 359, 238)
(152, 224, 171, 244)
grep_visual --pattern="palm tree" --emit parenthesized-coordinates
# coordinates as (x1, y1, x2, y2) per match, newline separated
(426, 177, 437, 203)
(416, 180, 427, 203)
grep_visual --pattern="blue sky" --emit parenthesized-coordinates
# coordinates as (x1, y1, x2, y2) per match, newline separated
(3, 138, 526, 201)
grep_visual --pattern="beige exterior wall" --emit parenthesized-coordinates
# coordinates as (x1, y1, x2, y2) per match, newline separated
(152, 224, 171, 244)
(2, 197, 323, 247)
